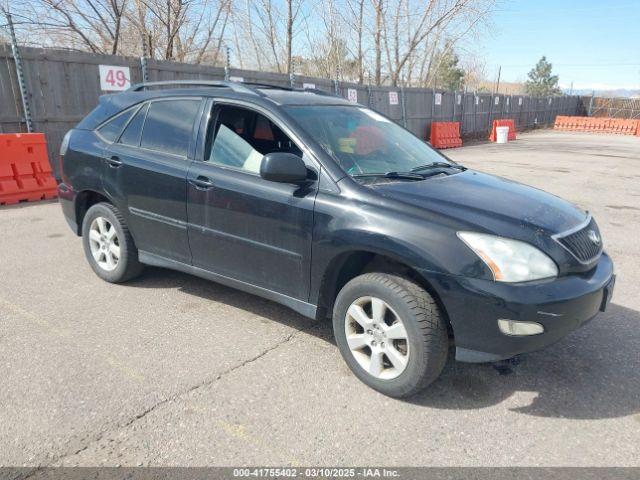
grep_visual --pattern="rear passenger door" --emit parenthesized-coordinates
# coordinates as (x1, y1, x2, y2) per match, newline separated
(186, 102, 318, 301)
(102, 97, 203, 264)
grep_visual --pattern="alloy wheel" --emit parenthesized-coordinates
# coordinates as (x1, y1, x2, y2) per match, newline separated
(88, 217, 120, 272)
(344, 296, 410, 380)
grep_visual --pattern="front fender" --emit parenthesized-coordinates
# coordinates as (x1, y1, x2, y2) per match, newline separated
(309, 190, 490, 305)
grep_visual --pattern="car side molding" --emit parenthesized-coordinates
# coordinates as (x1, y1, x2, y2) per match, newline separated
(138, 251, 318, 320)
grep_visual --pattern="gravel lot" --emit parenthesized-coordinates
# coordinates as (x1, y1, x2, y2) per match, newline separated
(1, 130, 639, 467)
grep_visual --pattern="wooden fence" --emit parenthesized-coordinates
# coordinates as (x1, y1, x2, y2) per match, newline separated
(1, 45, 583, 169)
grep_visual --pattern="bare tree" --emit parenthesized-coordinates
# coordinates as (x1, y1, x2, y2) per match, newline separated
(371, 0, 384, 85)
(15, 0, 128, 54)
(8, 0, 494, 86)
(343, 0, 366, 83)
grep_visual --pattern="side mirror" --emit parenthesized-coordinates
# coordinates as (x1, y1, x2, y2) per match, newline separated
(260, 152, 308, 184)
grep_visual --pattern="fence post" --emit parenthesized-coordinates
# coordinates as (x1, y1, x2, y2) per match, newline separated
(224, 46, 231, 81)
(140, 33, 149, 82)
(400, 85, 407, 128)
(140, 56, 149, 83)
(6, 11, 33, 133)
(459, 91, 466, 135)
(431, 88, 435, 123)
(452, 91, 456, 123)
(473, 92, 477, 135)
(487, 94, 494, 135)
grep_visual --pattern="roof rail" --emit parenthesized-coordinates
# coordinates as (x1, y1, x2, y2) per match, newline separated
(128, 79, 341, 99)
(241, 81, 293, 91)
(128, 80, 257, 95)
(241, 82, 338, 98)
(299, 87, 337, 97)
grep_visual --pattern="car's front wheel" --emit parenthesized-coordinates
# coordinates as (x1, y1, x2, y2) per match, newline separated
(333, 273, 448, 397)
(82, 202, 143, 283)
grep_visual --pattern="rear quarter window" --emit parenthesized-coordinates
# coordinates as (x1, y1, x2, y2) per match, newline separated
(140, 99, 201, 157)
(118, 104, 148, 147)
(97, 107, 137, 142)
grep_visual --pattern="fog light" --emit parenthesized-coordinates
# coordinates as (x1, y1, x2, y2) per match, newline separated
(498, 319, 544, 336)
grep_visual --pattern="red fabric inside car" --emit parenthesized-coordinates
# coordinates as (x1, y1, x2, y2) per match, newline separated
(350, 126, 385, 155)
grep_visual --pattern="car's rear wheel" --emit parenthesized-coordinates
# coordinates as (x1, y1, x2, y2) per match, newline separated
(82, 202, 143, 283)
(333, 273, 448, 398)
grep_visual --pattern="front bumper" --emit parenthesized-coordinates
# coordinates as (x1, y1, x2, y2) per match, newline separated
(424, 253, 615, 363)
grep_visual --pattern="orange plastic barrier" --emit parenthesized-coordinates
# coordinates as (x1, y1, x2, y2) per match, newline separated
(0, 133, 57, 205)
(429, 122, 463, 149)
(489, 119, 517, 142)
(554, 116, 640, 136)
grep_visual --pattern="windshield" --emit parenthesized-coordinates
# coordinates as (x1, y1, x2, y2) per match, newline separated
(284, 105, 450, 176)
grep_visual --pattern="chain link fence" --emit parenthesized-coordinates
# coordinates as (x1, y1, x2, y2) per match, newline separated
(584, 96, 640, 119)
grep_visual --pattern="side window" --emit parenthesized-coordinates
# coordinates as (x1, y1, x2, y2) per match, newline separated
(140, 99, 201, 156)
(118, 103, 148, 146)
(97, 107, 136, 142)
(207, 106, 302, 173)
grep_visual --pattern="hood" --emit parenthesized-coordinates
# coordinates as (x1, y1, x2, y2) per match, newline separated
(370, 170, 587, 235)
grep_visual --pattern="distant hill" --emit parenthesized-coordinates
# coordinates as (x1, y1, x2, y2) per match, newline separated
(565, 88, 640, 98)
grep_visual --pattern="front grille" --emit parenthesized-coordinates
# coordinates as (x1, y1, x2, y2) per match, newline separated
(556, 217, 603, 263)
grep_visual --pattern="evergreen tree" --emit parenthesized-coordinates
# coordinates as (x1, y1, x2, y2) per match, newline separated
(525, 56, 562, 97)
(432, 46, 465, 91)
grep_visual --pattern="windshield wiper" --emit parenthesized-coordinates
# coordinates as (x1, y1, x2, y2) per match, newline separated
(352, 171, 425, 180)
(411, 162, 466, 172)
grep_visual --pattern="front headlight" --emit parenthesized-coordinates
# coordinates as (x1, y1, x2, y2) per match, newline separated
(457, 232, 558, 282)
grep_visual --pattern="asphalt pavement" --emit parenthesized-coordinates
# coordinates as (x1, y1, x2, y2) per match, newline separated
(0, 131, 638, 467)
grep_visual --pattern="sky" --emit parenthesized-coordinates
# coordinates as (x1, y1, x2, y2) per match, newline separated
(473, 0, 640, 91)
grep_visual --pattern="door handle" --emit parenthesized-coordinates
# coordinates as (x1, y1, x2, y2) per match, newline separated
(189, 176, 215, 190)
(107, 155, 122, 168)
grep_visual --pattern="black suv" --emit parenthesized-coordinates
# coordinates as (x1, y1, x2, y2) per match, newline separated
(58, 81, 615, 397)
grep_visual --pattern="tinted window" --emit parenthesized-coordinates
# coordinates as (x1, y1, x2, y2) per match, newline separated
(140, 99, 201, 156)
(285, 105, 447, 176)
(97, 107, 136, 142)
(210, 124, 264, 173)
(207, 106, 301, 173)
(118, 104, 148, 146)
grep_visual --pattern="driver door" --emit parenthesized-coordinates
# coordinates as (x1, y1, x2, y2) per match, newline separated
(186, 102, 318, 301)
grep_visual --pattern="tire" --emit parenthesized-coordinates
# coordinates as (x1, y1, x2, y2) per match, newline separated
(333, 272, 448, 398)
(81, 202, 144, 283)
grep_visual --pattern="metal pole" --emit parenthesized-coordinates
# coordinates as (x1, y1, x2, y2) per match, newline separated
(473, 92, 477, 135)
(488, 93, 494, 134)
(140, 33, 149, 83)
(140, 57, 149, 83)
(459, 91, 466, 136)
(6, 11, 33, 133)
(431, 87, 435, 123)
(400, 84, 407, 128)
(224, 46, 231, 81)
(289, 57, 295, 88)
(452, 91, 456, 122)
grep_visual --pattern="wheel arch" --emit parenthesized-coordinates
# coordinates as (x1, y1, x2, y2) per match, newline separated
(74, 190, 114, 236)
(316, 249, 453, 337)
